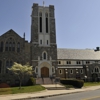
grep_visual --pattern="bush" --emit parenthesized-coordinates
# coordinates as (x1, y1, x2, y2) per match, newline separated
(27, 77, 36, 86)
(0, 83, 10, 88)
(60, 78, 84, 88)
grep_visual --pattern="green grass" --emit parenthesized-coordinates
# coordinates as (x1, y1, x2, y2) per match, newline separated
(0, 85, 45, 95)
(84, 82, 100, 87)
(63, 82, 100, 89)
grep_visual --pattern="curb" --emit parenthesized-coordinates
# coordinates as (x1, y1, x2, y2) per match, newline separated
(1, 86, 100, 100)
(12, 91, 85, 100)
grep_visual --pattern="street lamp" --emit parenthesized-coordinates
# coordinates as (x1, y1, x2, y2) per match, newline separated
(84, 75, 87, 82)
(76, 69, 78, 79)
(53, 74, 57, 89)
(65, 69, 68, 79)
(86, 65, 89, 81)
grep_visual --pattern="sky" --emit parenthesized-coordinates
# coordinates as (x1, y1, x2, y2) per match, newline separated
(0, 0, 100, 49)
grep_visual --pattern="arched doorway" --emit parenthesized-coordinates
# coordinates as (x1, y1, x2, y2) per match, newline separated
(41, 67, 49, 77)
(92, 73, 98, 82)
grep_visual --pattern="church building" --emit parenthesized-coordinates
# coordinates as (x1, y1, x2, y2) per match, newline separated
(0, 3, 100, 84)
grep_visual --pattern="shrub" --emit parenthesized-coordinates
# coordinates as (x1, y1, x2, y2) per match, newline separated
(0, 83, 10, 88)
(27, 77, 36, 86)
(60, 78, 84, 88)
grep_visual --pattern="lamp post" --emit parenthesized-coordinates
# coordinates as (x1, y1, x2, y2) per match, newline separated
(84, 75, 87, 82)
(65, 69, 68, 79)
(86, 65, 89, 81)
(53, 74, 57, 89)
(76, 69, 78, 79)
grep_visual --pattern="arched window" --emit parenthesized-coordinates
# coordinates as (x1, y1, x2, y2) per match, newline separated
(17, 42, 20, 52)
(42, 51, 47, 60)
(45, 13, 48, 33)
(58, 61, 61, 64)
(94, 67, 99, 73)
(66, 61, 71, 64)
(43, 52, 46, 59)
(6, 61, 9, 67)
(0, 60, 2, 73)
(10, 61, 13, 67)
(5, 37, 15, 52)
(5, 42, 8, 51)
(97, 68, 99, 72)
(80, 69, 83, 74)
(0, 42, 3, 52)
(9, 42, 12, 51)
(39, 12, 42, 32)
(12, 42, 15, 51)
(70, 69, 73, 74)
(59, 69, 62, 74)
(17, 42, 20, 48)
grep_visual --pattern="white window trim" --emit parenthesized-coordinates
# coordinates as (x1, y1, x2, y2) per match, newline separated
(66, 61, 71, 64)
(42, 51, 47, 60)
(80, 69, 83, 74)
(59, 69, 62, 74)
(58, 61, 61, 65)
(70, 69, 73, 74)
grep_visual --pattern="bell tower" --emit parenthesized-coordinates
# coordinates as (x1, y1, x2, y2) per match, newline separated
(31, 3, 57, 77)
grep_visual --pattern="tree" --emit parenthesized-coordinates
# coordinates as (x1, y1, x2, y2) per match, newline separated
(8, 62, 33, 89)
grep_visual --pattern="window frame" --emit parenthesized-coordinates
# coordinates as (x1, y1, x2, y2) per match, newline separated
(59, 69, 62, 74)
(70, 69, 73, 74)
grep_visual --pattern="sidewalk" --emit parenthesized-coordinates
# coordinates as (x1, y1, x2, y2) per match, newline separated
(0, 85, 100, 100)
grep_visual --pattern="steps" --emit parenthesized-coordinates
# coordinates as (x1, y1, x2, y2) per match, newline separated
(42, 84, 66, 90)
(36, 78, 44, 84)
(36, 78, 66, 90)
(44, 78, 54, 84)
(36, 78, 55, 84)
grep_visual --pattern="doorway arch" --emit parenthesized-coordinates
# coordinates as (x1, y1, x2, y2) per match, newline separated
(41, 67, 49, 77)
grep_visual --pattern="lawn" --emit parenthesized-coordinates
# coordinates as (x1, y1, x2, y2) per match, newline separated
(0, 85, 45, 95)
(63, 82, 100, 89)
(84, 82, 100, 87)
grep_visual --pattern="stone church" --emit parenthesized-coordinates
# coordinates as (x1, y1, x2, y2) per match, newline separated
(0, 3, 100, 84)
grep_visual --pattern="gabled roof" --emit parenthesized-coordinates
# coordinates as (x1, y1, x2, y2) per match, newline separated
(0, 29, 22, 39)
(57, 48, 100, 60)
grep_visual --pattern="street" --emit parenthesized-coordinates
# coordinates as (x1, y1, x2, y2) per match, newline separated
(34, 89, 100, 100)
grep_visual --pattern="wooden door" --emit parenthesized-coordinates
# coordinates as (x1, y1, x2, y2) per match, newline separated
(41, 67, 49, 77)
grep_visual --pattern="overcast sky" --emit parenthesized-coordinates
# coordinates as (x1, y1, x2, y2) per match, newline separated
(0, 0, 100, 49)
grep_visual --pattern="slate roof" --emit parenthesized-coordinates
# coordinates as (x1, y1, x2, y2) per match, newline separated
(0, 29, 22, 38)
(57, 48, 100, 60)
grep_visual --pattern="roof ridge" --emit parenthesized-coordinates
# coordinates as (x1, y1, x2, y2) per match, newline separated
(57, 48, 94, 50)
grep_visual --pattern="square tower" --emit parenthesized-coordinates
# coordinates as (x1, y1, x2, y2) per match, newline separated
(31, 3, 57, 77)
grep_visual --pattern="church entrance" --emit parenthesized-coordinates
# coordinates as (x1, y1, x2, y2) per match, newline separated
(91, 73, 99, 82)
(41, 67, 49, 77)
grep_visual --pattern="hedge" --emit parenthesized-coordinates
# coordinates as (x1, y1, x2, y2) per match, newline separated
(60, 78, 84, 88)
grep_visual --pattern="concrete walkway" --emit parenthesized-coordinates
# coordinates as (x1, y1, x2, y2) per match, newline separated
(0, 85, 100, 100)
(41, 84, 66, 90)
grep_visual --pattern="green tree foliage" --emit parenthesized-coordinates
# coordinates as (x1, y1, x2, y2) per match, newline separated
(8, 62, 33, 89)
